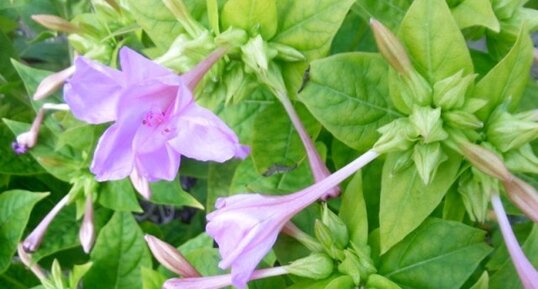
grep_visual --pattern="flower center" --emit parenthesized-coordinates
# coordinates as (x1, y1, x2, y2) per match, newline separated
(142, 109, 166, 127)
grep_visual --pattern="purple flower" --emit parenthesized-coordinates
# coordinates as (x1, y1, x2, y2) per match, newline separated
(64, 47, 248, 196)
(206, 150, 379, 289)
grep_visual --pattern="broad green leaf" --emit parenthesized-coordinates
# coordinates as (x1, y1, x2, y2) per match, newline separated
(179, 233, 224, 276)
(451, 0, 500, 32)
(0, 190, 47, 274)
(206, 161, 240, 211)
(0, 30, 19, 81)
(0, 263, 40, 289)
(273, 0, 355, 60)
(221, 0, 277, 38)
(442, 187, 466, 222)
(379, 149, 462, 253)
(380, 218, 492, 289)
(353, 0, 412, 31)
(299, 52, 398, 151)
(141, 267, 167, 289)
(84, 212, 152, 289)
(150, 179, 203, 209)
(251, 102, 321, 174)
(331, 10, 377, 54)
(469, 271, 489, 289)
(474, 27, 533, 119)
(399, 0, 473, 84)
(489, 225, 538, 289)
(99, 179, 143, 213)
(339, 172, 368, 246)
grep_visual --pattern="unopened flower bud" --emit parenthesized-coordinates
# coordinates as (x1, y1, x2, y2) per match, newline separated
(370, 19, 412, 76)
(321, 204, 349, 249)
(444, 110, 483, 129)
(162, 0, 205, 37)
(282, 222, 323, 252)
(270, 43, 305, 62)
(487, 110, 538, 152)
(325, 276, 355, 289)
(155, 33, 215, 73)
(241, 36, 277, 75)
(315, 220, 344, 260)
(130, 167, 152, 200)
(433, 71, 476, 110)
(337, 250, 363, 285)
(393, 149, 413, 172)
(31, 14, 80, 33)
(505, 144, 538, 174)
(409, 106, 448, 144)
(286, 253, 334, 280)
(502, 177, 538, 223)
(34, 66, 76, 100)
(459, 142, 512, 181)
(374, 119, 417, 154)
(458, 169, 496, 223)
(215, 27, 248, 48)
(413, 142, 447, 185)
(366, 274, 402, 289)
(144, 235, 201, 277)
(79, 193, 95, 254)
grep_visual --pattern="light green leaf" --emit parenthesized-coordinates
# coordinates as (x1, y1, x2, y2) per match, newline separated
(99, 180, 143, 213)
(339, 172, 368, 246)
(353, 0, 412, 31)
(0, 263, 40, 289)
(206, 161, 240, 211)
(150, 179, 203, 209)
(179, 233, 224, 276)
(469, 271, 489, 289)
(299, 52, 398, 151)
(380, 218, 492, 289)
(84, 212, 152, 289)
(273, 0, 355, 60)
(451, 0, 500, 32)
(221, 0, 277, 38)
(141, 267, 167, 289)
(0, 190, 48, 274)
(0, 125, 45, 176)
(474, 27, 534, 119)
(379, 149, 462, 253)
(251, 102, 321, 175)
(399, 0, 473, 84)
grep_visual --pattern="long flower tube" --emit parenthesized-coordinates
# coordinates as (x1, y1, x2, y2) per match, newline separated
(491, 193, 538, 289)
(206, 150, 379, 288)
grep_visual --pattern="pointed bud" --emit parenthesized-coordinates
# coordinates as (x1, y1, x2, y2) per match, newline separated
(393, 149, 414, 172)
(31, 14, 80, 33)
(215, 27, 248, 48)
(459, 142, 512, 181)
(241, 36, 277, 75)
(370, 19, 412, 76)
(337, 250, 362, 285)
(155, 33, 215, 73)
(162, 0, 205, 37)
(286, 253, 334, 280)
(413, 142, 447, 185)
(432, 71, 476, 110)
(505, 144, 538, 174)
(281, 222, 323, 252)
(129, 167, 152, 200)
(104, 0, 121, 12)
(366, 274, 403, 289)
(502, 177, 538, 223)
(349, 242, 377, 277)
(409, 106, 448, 144)
(462, 97, 488, 114)
(314, 220, 344, 260)
(444, 110, 483, 129)
(23, 195, 69, 252)
(144, 235, 201, 277)
(13, 109, 45, 154)
(34, 66, 76, 100)
(458, 169, 496, 223)
(79, 193, 95, 254)
(321, 204, 349, 249)
(487, 110, 538, 152)
(270, 43, 306, 62)
(374, 119, 417, 154)
(51, 259, 65, 289)
(181, 47, 228, 91)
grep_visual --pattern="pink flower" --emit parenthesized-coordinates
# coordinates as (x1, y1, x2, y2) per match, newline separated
(64, 47, 248, 196)
(206, 150, 379, 289)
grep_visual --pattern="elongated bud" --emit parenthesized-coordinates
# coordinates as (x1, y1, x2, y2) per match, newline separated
(34, 66, 75, 100)
(79, 193, 95, 253)
(105, 0, 121, 11)
(182, 47, 228, 91)
(321, 204, 349, 249)
(129, 167, 151, 200)
(162, 0, 204, 37)
(286, 253, 334, 280)
(505, 144, 538, 174)
(374, 118, 417, 154)
(413, 142, 447, 185)
(409, 106, 448, 144)
(281, 222, 323, 252)
(23, 195, 70, 252)
(487, 110, 538, 152)
(270, 43, 305, 62)
(502, 177, 538, 223)
(444, 110, 483, 129)
(314, 220, 344, 260)
(215, 27, 248, 48)
(31, 15, 80, 33)
(370, 19, 412, 75)
(459, 142, 512, 181)
(432, 71, 475, 110)
(241, 36, 276, 76)
(144, 235, 201, 277)
(337, 250, 363, 285)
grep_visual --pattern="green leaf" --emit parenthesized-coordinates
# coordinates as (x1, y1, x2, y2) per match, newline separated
(0, 190, 48, 274)
(380, 218, 492, 289)
(179, 233, 224, 276)
(251, 102, 321, 174)
(353, 0, 412, 31)
(0, 263, 40, 289)
(0, 30, 19, 81)
(299, 52, 398, 151)
(99, 180, 143, 213)
(273, 0, 355, 60)
(474, 27, 534, 119)
(489, 224, 538, 289)
(141, 267, 167, 289)
(469, 271, 489, 289)
(221, 0, 277, 38)
(206, 161, 240, 211)
(379, 149, 462, 253)
(0, 124, 45, 176)
(150, 179, 203, 209)
(399, 0, 473, 84)
(84, 212, 152, 289)
(451, 0, 500, 32)
(339, 172, 368, 246)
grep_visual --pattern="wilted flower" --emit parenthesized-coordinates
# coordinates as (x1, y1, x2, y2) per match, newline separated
(64, 47, 248, 198)
(206, 150, 379, 289)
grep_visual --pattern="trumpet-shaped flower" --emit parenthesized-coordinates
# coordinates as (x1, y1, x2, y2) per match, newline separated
(64, 47, 248, 192)
(206, 150, 379, 289)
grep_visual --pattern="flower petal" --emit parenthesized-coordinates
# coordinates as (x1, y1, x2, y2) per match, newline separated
(64, 57, 124, 124)
(135, 145, 181, 182)
(169, 104, 249, 162)
(119, 47, 178, 85)
(90, 115, 139, 181)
